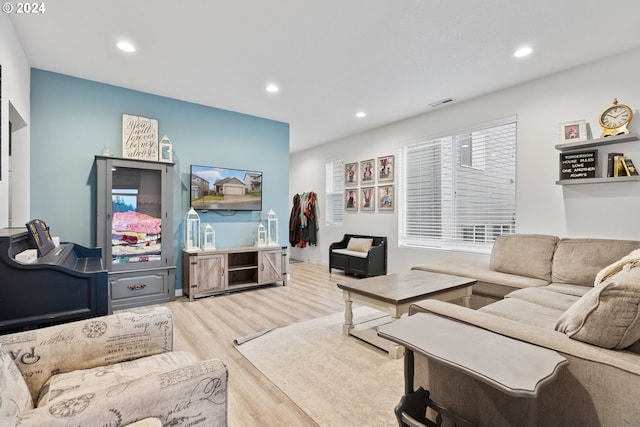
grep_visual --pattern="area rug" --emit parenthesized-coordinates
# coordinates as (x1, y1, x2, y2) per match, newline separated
(234, 307, 404, 427)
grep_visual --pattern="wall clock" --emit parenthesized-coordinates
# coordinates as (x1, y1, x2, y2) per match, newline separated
(599, 98, 633, 137)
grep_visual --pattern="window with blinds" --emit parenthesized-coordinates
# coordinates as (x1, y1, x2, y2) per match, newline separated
(398, 119, 516, 252)
(325, 159, 344, 226)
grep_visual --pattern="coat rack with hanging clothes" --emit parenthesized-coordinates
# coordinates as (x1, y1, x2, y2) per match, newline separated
(289, 191, 318, 247)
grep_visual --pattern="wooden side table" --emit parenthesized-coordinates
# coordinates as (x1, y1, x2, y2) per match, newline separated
(378, 313, 568, 427)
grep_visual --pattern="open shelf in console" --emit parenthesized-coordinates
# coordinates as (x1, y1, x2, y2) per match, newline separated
(227, 251, 258, 286)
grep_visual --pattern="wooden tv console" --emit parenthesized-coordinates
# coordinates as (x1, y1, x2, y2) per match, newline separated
(182, 245, 287, 301)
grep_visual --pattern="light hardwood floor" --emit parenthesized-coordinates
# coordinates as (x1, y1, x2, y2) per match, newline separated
(165, 261, 356, 427)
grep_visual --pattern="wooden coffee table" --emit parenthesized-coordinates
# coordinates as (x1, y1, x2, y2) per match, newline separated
(336, 270, 476, 358)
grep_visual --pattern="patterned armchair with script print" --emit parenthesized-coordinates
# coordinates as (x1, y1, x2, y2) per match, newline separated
(0, 306, 227, 427)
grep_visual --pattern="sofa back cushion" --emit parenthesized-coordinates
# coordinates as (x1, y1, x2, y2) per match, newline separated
(490, 234, 559, 282)
(552, 238, 640, 286)
(0, 346, 33, 422)
(554, 267, 640, 349)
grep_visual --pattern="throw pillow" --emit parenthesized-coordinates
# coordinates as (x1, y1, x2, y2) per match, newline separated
(554, 268, 640, 349)
(594, 248, 640, 286)
(0, 346, 33, 421)
(346, 238, 373, 253)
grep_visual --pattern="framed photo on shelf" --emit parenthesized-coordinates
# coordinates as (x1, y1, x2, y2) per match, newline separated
(345, 189, 358, 211)
(378, 185, 394, 211)
(360, 159, 375, 184)
(559, 120, 587, 143)
(361, 187, 375, 211)
(344, 162, 359, 187)
(377, 155, 394, 182)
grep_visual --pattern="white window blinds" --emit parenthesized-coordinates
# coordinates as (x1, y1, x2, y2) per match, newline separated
(325, 159, 344, 226)
(398, 119, 517, 252)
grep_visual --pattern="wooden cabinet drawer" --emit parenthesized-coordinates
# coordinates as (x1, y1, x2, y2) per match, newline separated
(110, 272, 168, 301)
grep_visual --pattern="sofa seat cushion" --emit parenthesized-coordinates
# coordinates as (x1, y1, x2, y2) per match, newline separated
(37, 351, 199, 407)
(413, 259, 548, 299)
(555, 268, 640, 349)
(490, 234, 559, 281)
(505, 287, 580, 311)
(544, 283, 592, 297)
(478, 298, 565, 329)
(331, 248, 369, 258)
(551, 238, 640, 286)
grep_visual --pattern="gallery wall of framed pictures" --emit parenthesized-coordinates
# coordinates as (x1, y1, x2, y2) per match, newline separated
(344, 155, 394, 212)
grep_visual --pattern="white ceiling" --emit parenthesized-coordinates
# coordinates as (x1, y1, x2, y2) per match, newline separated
(9, 0, 640, 152)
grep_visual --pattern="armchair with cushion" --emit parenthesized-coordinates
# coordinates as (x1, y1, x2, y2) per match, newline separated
(0, 306, 227, 427)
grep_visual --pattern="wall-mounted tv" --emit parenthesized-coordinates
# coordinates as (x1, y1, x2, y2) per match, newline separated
(190, 165, 263, 211)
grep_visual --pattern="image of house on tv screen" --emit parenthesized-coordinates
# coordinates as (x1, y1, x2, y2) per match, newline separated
(190, 165, 262, 211)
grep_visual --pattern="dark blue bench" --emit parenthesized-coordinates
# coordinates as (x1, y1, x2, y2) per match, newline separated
(329, 234, 387, 277)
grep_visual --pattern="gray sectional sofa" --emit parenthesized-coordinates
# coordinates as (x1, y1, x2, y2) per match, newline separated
(409, 234, 640, 427)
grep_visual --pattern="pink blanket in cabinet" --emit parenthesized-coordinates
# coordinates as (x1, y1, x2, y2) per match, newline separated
(112, 211, 162, 235)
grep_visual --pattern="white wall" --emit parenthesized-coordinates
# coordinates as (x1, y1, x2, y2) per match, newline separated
(290, 48, 640, 273)
(0, 15, 31, 228)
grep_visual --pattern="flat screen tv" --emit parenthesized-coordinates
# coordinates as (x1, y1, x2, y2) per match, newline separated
(190, 165, 263, 211)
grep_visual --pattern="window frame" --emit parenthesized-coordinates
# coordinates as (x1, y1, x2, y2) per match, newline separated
(325, 158, 344, 227)
(398, 116, 517, 254)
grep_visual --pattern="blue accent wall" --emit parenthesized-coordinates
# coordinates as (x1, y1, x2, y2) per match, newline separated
(30, 69, 290, 291)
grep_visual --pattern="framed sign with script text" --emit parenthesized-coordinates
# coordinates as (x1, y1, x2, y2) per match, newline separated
(122, 114, 159, 161)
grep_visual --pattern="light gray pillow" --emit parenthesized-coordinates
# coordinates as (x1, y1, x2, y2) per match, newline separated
(490, 234, 559, 281)
(346, 238, 373, 252)
(554, 269, 640, 349)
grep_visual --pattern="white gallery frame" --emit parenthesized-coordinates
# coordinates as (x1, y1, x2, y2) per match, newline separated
(344, 162, 359, 187)
(360, 186, 375, 211)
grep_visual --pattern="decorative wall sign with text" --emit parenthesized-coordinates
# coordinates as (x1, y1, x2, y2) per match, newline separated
(122, 114, 159, 161)
(559, 150, 598, 180)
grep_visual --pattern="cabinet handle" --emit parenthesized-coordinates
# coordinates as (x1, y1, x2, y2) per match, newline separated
(127, 283, 147, 291)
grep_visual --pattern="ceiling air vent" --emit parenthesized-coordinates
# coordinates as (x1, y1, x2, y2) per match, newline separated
(429, 97, 455, 107)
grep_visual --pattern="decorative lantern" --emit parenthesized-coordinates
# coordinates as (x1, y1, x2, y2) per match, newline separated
(159, 135, 172, 162)
(202, 224, 216, 250)
(184, 207, 201, 250)
(257, 222, 267, 246)
(101, 144, 114, 156)
(265, 209, 278, 246)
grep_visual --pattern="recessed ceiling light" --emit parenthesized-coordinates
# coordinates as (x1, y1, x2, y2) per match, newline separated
(513, 46, 533, 58)
(355, 111, 367, 118)
(265, 84, 279, 93)
(117, 41, 136, 53)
